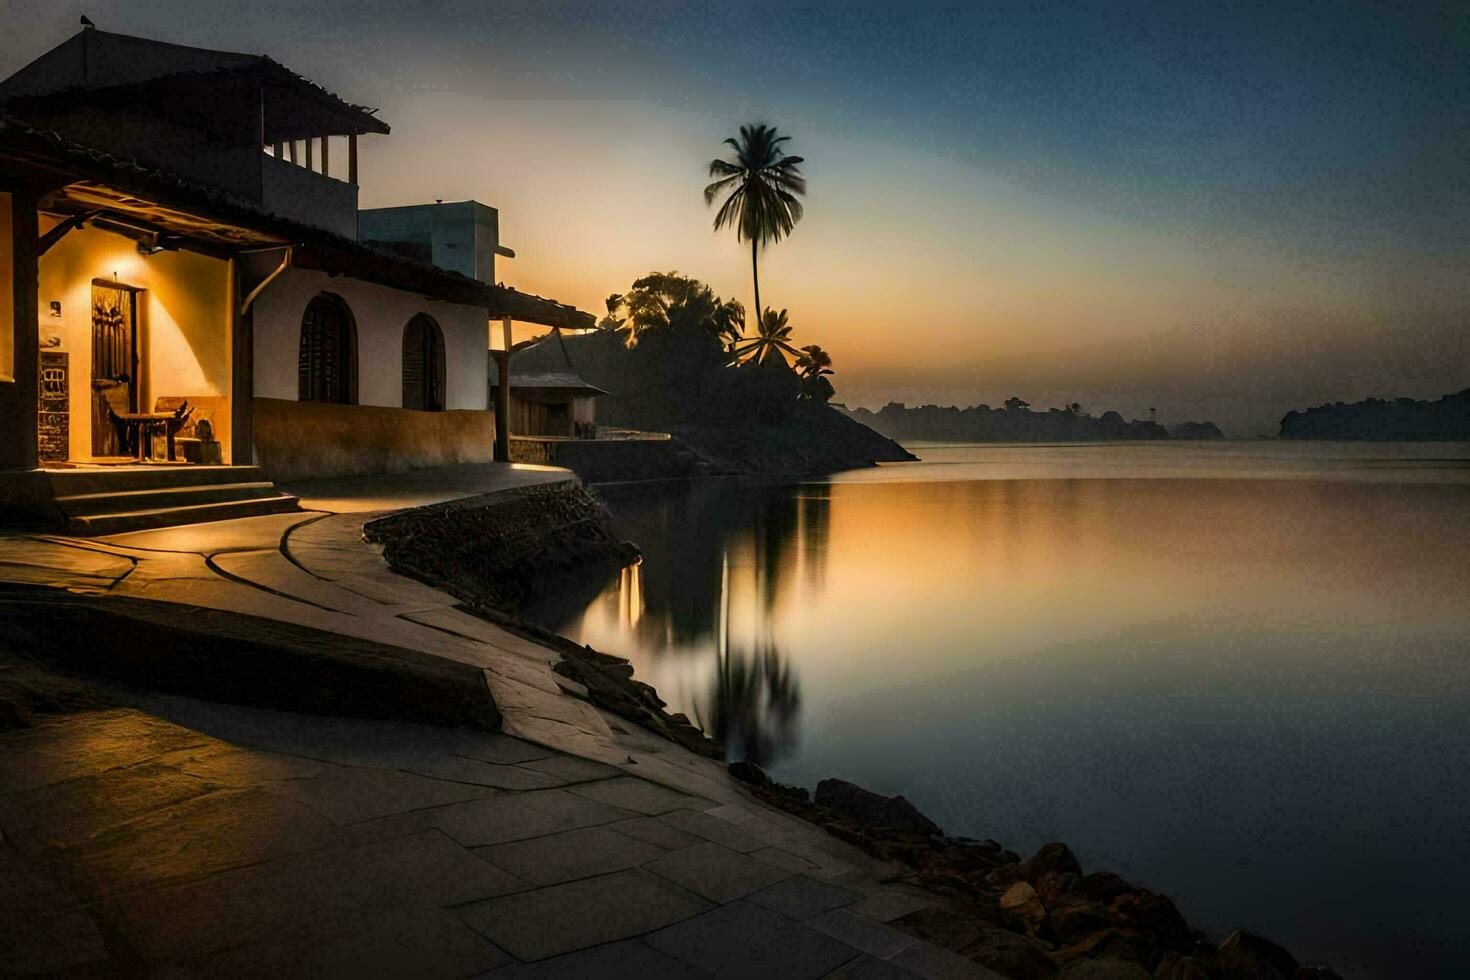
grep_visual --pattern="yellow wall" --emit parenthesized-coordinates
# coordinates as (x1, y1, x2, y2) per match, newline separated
(252, 397, 494, 482)
(36, 219, 231, 459)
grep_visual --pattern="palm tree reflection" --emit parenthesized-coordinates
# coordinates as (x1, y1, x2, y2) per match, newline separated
(695, 640, 802, 767)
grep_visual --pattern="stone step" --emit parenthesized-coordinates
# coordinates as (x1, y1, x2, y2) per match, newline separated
(45, 465, 268, 496)
(63, 494, 302, 536)
(54, 482, 283, 517)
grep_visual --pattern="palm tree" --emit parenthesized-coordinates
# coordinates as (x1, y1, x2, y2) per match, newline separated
(794, 344, 834, 401)
(704, 124, 806, 324)
(732, 308, 799, 366)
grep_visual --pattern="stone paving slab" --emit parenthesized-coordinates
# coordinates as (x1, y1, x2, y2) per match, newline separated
(745, 875, 865, 920)
(117, 829, 527, 961)
(606, 815, 705, 852)
(808, 908, 919, 960)
(644, 900, 861, 979)
(179, 900, 513, 980)
(568, 775, 715, 815)
(476, 825, 665, 885)
(268, 765, 497, 823)
(410, 755, 568, 791)
(889, 941, 1007, 979)
(643, 840, 792, 904)
(480, 938, 712, 979)
(0, 535, 133, 588)
(456, 868, 714, 961)
(657, 806, 766, 853)
(520, 752, 626, 782)
(421, 789, 637, 847)
(848, 890, 941, 924)
(749, 844, 822, 874)
(96, 511, 319, 554)
(64, 785, 343, 899)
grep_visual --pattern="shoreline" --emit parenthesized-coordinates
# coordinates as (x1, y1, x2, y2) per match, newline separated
(365, 475, 1340, 980)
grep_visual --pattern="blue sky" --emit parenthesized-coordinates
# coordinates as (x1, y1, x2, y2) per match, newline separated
(5, 1, 1467, 433)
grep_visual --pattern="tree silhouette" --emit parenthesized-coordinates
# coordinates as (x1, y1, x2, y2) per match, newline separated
(704, 124, 806, 327)
(732, 308, 800, 366)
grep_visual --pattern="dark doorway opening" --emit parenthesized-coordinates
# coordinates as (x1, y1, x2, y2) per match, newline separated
(298, 293, 356, 404)
(401, 313, 446, 412)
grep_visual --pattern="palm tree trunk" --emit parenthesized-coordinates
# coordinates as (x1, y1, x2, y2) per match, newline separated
(750, 238, 761, 326)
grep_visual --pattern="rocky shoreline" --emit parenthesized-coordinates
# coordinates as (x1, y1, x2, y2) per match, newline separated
(368, 479, 1338, 980)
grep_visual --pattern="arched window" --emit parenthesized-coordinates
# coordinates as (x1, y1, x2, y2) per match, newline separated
(401, 313, 446, 411)
(298, 293, 356, 404)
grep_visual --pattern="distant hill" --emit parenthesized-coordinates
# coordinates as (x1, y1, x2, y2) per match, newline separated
(1167, 421, 1226, 440)
(838, 401, 1211, 443)
(1279, 389, 1470, 440)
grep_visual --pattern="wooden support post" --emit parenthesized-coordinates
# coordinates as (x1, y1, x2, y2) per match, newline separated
(493, 316, 513, 462)
(273, 142, 284, 159)
(305, 137, 313, 171)
(287, 140, 297, 164)
(8, 190, 39, 469)
(348, 133, 358, 185)
(321, 136, 330, 178)
(229, 258, 254, 466)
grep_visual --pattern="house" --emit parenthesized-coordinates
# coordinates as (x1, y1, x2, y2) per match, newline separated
(0, 25, 591, 531)
(489, 341, 606, 439)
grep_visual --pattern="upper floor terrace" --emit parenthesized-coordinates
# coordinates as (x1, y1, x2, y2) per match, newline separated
(0, 26, 386, 239)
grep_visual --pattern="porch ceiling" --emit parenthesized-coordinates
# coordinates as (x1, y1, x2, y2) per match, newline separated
(42, 181, 290, 255)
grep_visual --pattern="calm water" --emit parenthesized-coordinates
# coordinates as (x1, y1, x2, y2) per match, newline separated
(525, 442, 1470, 978)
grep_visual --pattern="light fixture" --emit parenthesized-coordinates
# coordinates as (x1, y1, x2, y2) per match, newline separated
(136, 233, 180, 255)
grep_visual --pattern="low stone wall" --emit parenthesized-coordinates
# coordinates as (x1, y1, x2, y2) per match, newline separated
(511, 437, 713, 484)
(252, 397, 494, 482)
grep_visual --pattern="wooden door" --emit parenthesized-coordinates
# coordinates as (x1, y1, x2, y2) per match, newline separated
(90, 282, 137, 457)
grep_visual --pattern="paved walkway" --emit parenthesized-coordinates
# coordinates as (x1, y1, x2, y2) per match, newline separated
(0, 462, 993, 977)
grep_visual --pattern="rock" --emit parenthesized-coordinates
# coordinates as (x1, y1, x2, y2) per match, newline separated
(1061, 959, 1153, 979)
(727, 760, 771, 787)
(1027, 842, 1083, 879)
(1109, 892, 1191, 951)
(962, 925, 1060, 979)
(1072, 872, 1136, 904)
(1048, 902, 1113, 945)
(1154, 953, 1214, 980)
(1000, 881, 1047, 934)
(1216, 929, 1300, 980)
(1034, 870, 1081, 905)
(814, 778, 944, 836)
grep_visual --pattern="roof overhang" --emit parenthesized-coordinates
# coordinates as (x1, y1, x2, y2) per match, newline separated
(1, 116, 594, 329)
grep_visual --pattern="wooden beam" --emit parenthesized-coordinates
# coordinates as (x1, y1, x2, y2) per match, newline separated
(320, 136, 330, 179)
(304, 137, 313, 172)
(348, 133, 358, 185)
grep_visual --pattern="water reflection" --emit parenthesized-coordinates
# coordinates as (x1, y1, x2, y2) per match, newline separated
(526, 447, 1470, 979)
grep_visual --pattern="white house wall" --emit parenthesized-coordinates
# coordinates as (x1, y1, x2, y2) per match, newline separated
(252, 267, 488, 411)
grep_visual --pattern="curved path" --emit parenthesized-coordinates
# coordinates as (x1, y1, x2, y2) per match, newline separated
(0, 463, 991, 977)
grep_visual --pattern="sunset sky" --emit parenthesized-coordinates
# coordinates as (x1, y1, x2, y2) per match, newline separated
(5, 1, 1467, 434)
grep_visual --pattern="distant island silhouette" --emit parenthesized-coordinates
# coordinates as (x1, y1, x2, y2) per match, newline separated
(839, 400, 1225, 443)
(1279, 389, 1470, 441)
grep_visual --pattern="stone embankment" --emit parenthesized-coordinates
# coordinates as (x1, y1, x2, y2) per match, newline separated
(729, 766, 1340, 980)
(368, 478, 1339, 979)
(364, 480, 637, 614)
(364, 479, 718, 759)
